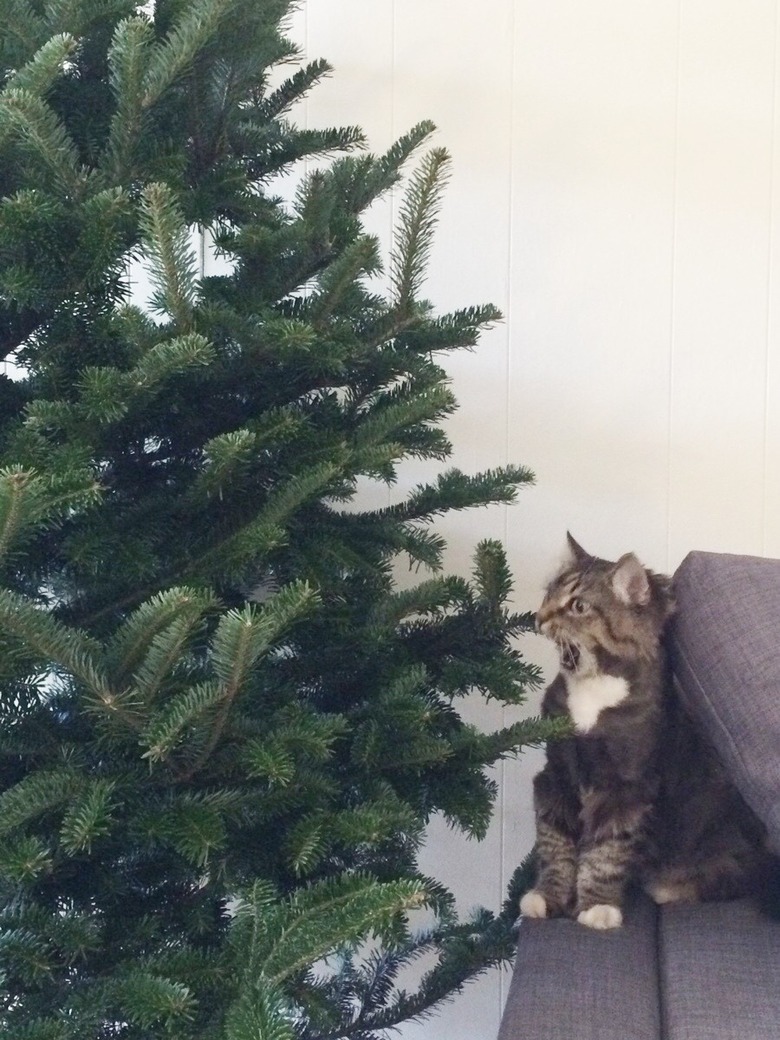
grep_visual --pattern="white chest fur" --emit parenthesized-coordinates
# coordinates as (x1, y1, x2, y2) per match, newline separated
(565, 674, 630, 733)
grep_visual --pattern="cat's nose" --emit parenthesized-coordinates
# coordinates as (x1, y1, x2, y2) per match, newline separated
(535, 610, 551, 635)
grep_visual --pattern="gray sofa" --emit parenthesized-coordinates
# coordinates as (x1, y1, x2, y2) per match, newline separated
(499, 550, 780, 1040)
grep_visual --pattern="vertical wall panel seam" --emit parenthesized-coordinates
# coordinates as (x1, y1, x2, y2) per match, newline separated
(498, 0, 520, 1014)
(665, 0, 684, 573)
(385, 0, 397, 514)
(303, 3, 310, 186)
(390, 0, 397, 271)
(761, 0, 780, 556)
(303, 1, 309, 122)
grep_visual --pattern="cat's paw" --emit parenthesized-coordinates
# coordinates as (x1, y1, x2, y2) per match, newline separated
(519, 890, 548, 919)
(577, 903, 623, 930)
(645, 880, 698, 905)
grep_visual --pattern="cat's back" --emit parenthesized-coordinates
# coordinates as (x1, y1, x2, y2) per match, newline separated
(655, 687, 765, 844)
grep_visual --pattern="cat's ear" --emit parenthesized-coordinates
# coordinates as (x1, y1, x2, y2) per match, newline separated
(611, 553, 650, 606)
(565, 532, 592, 566)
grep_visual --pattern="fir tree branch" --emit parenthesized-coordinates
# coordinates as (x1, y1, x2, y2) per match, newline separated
(310, 236, 382, 326)
(180, 583, 318, 779)
(262, 58, 333, 119)
(142, 0, 233, 109)
(326, 121, 437, 215)
(352, 384, 457, 455)
(138, 182, 200, 327)
(349, 915, 516, 1035)
(0, 768, 83, 837)
(0, 589, 108, 699)
(0, 87, 85, 194)
(0, 0, 47, 57)
(104, 15, 155, 181)
(224, 979, 296, 1040)
(0, 466, 44, 565)
(231, 874, 430, 987)
(192, 463, 342, 582)
(472, 538, 514, 606)
(377, 465, 536, 523)
(2, 32, 76, 97)
(390, 147, 451, 316)
(400, 305, 504, 354)
(141, 680, 224, 764)
(58, 778, 117, 854)
(110, 971, 197, 1031)
(108, 586, 217, 684)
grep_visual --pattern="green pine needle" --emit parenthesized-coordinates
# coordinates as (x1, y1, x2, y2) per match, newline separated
(0, 87, 84, 193)
(141, 0, 234, 109)
(0, 769, 83, 837)
(224, 980, 296, 1040)
(105, 15, 154, 180)
(59, 778, 117, 855)
(391, 147, 451, 315)
(140, 680, 223, 764)
(3, 32, 76, 97)
(138, 182, 200, 326)
(108, 586, 217, 685)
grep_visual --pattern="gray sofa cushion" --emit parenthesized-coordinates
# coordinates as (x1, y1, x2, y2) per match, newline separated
(669, 551, 780, 852)
(660, 898, 780, 1039)
(498, 893, 660, 1040)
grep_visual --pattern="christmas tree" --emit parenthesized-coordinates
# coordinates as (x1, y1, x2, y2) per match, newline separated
(0, 1, 560, 1035)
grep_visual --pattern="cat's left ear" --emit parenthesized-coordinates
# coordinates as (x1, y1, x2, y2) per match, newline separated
(611, 553, 650, 606)
(565, 532, 593, 566)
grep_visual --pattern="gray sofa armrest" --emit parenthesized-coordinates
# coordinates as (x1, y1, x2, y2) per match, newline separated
(659, 898, 780, 1039)
(498, 893, 660, 1040)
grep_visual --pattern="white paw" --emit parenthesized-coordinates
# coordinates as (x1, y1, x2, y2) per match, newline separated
(645, 880, 697, 905)
(519, 890, 548, 919)
(646, 883, 679, 905)
(577, 904, 623, 930)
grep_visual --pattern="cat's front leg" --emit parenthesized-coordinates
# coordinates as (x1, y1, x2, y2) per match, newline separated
(520, 766, 579, 919)
(575, 791, 651, 930)
(520, 818, 578, 919)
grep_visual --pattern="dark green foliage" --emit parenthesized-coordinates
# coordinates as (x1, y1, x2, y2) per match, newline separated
(0, 0, 554, 1035)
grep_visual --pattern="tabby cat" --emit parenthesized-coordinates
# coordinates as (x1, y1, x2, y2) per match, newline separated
(520, 534, 770, 930)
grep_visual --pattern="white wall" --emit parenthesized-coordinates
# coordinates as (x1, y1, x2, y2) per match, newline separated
(297, 2, 780, 1037)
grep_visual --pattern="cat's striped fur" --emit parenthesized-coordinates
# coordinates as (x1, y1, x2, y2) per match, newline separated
(521, 534, 771, 930)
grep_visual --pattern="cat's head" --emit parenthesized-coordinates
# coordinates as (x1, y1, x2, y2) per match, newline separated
(536, 534, 675, 676)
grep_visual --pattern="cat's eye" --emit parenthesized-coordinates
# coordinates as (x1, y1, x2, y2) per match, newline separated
(570, 597, 588, 614)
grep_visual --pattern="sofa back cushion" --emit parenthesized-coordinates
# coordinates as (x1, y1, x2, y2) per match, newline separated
(669, 550, 780, 853)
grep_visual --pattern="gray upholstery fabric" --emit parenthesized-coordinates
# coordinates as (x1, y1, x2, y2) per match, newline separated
(669, 550, 780, 852)
(660, 898, 780, 1039)
(498, 893, 660, 1040)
